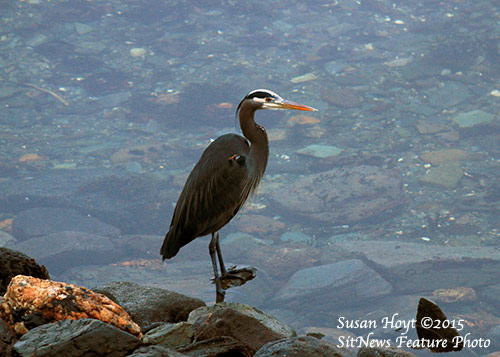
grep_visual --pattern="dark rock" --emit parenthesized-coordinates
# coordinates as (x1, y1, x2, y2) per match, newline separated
(190, 306, 286, 354)
(95, 281, 205, 327)
(0, 247, 49, 295)
(416, 298, 463, 353)
(178, 336, 252, 356)
(270, 166, 405, 224)
(357, 346, 416, 356)
(0, 316, 16, 357)
(12, 207, 120, 240)
(13, 318, 141, 357)
(271, 260, 392, 311)
(188, 302, 294, 338)
(9, 231, 118, 274)
(127, 345, 186, 356)
(255, 336, 354, 356)
(330, 240, 500, 293)
(142, 322, 194, 348)
(0, 168, 173, 235)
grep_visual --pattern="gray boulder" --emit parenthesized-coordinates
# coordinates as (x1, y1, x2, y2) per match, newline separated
(96, 281, 205, 327)
(13, 318, 141, 357)
(255, 336, 354, 356)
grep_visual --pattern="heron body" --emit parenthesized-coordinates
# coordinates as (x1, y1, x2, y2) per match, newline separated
(161, 133, 264, 259)
(160, 89, 317, 302)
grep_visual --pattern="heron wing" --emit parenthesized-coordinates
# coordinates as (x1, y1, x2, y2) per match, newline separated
(161, 134, 251, 258)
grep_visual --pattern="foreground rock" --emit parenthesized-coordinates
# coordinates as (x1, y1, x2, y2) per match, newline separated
(255, 336, 354, 356)
(270, 166, 405, 223)
(0, 248, 49, 295)
(96, 281, 205, 327)
(188, 305, 288, 354)
(271, 260, 392, 311)
(13, 318, 141, 357)
(0, 275, 141, 337)
(357, 346, 416, 356)
(330, 240, 500, 293)
(0, 318, 16, 357)
(143, 302, 294, 355)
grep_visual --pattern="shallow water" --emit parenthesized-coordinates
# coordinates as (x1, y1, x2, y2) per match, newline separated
(1, 0, 499, 354)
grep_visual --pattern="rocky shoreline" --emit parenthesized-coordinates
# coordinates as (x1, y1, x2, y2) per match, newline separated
(0, 246, 422, 357)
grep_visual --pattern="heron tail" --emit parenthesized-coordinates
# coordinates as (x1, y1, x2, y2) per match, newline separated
(160, 228, 181, 260)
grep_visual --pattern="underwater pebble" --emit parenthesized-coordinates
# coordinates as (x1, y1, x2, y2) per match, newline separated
(453, 109, 496, 128)
(296, 144, 343, 159)
(130, 48, 147, 57)
(419, 149, 469, 165)
(74, 22, 93, 35)
(290, 73, 317, 84)
(420, 163, 463, 188)
(490, 89, 500, 97)
(281, 231, 315, 246)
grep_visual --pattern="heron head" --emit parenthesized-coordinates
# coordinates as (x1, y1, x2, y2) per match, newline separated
(236, 89, 317, 114)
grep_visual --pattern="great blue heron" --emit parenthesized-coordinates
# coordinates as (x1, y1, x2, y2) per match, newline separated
(160, 89, 317, 302)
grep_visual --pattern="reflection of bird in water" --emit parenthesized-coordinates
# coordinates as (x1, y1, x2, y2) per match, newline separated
(160, 89, 317, 302)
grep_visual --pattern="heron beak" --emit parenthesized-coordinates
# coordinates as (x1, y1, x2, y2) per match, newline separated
(278, 99, 318, 112)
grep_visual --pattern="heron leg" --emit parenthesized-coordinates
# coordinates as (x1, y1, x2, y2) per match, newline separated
(214, 232, 227, 275)
(209, 232, 225, 303)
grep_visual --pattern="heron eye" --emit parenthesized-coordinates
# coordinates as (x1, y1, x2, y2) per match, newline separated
(265, 97, 272, 102)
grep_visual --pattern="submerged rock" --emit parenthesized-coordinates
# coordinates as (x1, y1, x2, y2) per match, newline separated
(296, 144, 343, 159)
(10, 231, 118, 274)
(12, 207, 120, 240)
(0, 247, 49, 295)
(452, 109, 496, 128)
(0, 275, 141, 337)
(13, 318, 141, 357)
(271, 260, 392, 311)
(331, 240, 500, 293)
(419, 163, 464, 188)
(271, 166, 405, 223)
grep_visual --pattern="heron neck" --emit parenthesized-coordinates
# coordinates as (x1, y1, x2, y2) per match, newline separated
(239, 104, 269, 173)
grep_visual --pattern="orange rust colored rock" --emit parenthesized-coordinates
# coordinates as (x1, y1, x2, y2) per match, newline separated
(0, 218, 12, 231)
(0, 275, 142, 337)
(18, 153, 46, 163)
(432, 287, 477, 303)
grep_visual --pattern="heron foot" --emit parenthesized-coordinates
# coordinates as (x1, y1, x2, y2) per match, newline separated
(214, 265, 257, 290)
